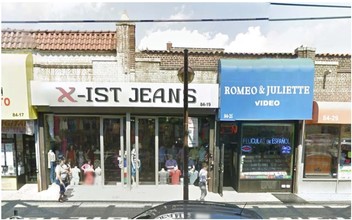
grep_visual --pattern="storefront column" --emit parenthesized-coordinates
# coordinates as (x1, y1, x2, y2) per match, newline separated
(208, 117, 215, 193)
(99, 118, 105, 185)
(155, 118, 159, 186)
(37, 113, 48, 191)
(294, 121, 305, 194)
(126, 113, 132, 189)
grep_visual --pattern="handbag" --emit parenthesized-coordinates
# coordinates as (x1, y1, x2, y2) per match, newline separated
(193, 176, 199, 186)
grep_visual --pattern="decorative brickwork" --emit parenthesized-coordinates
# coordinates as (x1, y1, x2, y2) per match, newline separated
(2, 29, 350, 103)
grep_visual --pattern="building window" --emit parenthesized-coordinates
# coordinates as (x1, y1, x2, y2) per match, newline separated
(338, 125, 351, 180)
(45, 115, 101, 169)
(304, 124, 351, 179)
(240, 123, 294, 180)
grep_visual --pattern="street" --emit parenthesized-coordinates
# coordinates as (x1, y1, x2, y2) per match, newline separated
(2, 201, 351, 219)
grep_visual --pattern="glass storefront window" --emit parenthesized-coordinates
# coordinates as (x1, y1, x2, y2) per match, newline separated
(103, 118, 122, 185)
(304, 124, 345, 178)
(240, 123, 294, 180)
(338, 125, 351, 180)
(158, 117, 210, 185)
(45, 115, 100, 184)
(44, 115, 212, 186)
(1, 139, 16, 176)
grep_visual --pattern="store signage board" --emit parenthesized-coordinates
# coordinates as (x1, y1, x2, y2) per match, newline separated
(218, 59, 314, 121)
(1, 54, 37, 120)
(31, 82, 218, 108)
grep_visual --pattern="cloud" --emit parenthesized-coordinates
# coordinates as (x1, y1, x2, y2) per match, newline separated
(139, 18, 351, 54)
(138, 27, 229, 50)
(169, 5, 192, 20)
(226, 26, 267, 53)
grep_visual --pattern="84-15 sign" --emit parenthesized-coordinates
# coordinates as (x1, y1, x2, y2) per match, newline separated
(200, 102, 211, 107)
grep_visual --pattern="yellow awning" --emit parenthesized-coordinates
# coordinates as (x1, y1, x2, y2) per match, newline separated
(1, 53, 37, 120)
(307, 101, 351, 124)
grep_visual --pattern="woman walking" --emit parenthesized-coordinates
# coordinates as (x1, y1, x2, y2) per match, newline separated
(55, 157, 68, 202)
(199, 163, 209, 201)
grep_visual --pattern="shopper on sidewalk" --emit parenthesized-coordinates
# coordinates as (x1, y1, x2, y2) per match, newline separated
(199, 163, 210, 201)
(55, 157, 68, 202)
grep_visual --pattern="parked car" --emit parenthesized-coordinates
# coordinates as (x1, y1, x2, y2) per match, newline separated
(133, 200, 262, 219)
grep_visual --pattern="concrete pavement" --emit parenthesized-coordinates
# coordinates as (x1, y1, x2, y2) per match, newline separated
(1, 184, 351, 204)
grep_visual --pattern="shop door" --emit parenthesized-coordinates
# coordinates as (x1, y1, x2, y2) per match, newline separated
(24, 135, 36, 182)
(134, 117, 157, 185)
(102, 117, 123, 185)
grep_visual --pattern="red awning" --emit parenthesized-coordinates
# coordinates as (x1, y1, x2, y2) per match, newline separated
(308, 101, 351, 124)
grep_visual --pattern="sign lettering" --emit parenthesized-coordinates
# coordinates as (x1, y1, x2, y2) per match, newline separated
(31, 82, 218, 108)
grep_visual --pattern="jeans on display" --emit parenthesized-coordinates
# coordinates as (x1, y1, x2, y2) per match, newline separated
(199, 182, 207, 201)
(50, 162, 56, 184)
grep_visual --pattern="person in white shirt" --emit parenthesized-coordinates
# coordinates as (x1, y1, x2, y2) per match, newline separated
(198, 163, 210, 201)
(55, 157, 68, 202)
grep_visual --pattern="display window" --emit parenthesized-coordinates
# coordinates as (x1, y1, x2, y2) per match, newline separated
(45, 115, 101, 185)
(240, 123, 294, 180)
(1, 140, 16, 176)
(1, 134, 25, 177)
(44, 114, 211, 186)
(158, 117, 210, 185)
(304, 124, 351, 179)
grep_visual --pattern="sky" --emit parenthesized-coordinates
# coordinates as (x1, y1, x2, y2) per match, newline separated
(1, 1, 351, 54)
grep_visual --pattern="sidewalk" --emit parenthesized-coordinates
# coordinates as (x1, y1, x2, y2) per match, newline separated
(1, 184, 351, 204)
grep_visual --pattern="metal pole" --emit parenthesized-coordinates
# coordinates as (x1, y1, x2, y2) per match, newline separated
(183, 49, 189, 200)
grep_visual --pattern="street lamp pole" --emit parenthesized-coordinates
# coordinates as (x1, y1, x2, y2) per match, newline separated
(183, 49, 189, 200)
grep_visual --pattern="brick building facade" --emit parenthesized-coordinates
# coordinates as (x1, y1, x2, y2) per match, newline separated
(1, 21, 350, 193)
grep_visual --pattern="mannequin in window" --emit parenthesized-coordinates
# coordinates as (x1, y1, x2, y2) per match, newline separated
(159, 168, 169, 184)
(81, 159, 94, 185)
(94, 166, 102, 185)
(76, 145, 85, 180)
(70, 165, 80, 185)
(165, 155, 178, 172)
(170, 166, 181, 185)
(131, 147, 141, 185)
(48, 148, 56, 184)
(188, 165, 198, 185)
(159, 144, 167, 170)
(76, 145, 85, 168)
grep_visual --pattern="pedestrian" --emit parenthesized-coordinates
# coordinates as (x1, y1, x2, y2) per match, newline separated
(199, 163, 210, 201)
(55, 157, 69, 202)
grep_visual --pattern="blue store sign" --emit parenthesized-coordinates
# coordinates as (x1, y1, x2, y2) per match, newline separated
(218, 59, 314, 121)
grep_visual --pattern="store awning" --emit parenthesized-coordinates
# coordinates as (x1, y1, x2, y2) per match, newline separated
(308, 101, 351, 124)
(1, 53, 37, 120)
(218, 58, 314, 121)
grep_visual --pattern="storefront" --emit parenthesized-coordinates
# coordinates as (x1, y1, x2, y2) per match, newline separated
(1, 54, 37, 190)
(298, 101, 351, 193)
(30, 81, 218, 189)
(217, 58, 315, 192)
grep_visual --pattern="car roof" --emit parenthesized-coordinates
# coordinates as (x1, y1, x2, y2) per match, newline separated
(133, 200, 262, 219)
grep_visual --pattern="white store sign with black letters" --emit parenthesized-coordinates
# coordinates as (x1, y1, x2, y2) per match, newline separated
(31, 81, 219, 108)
